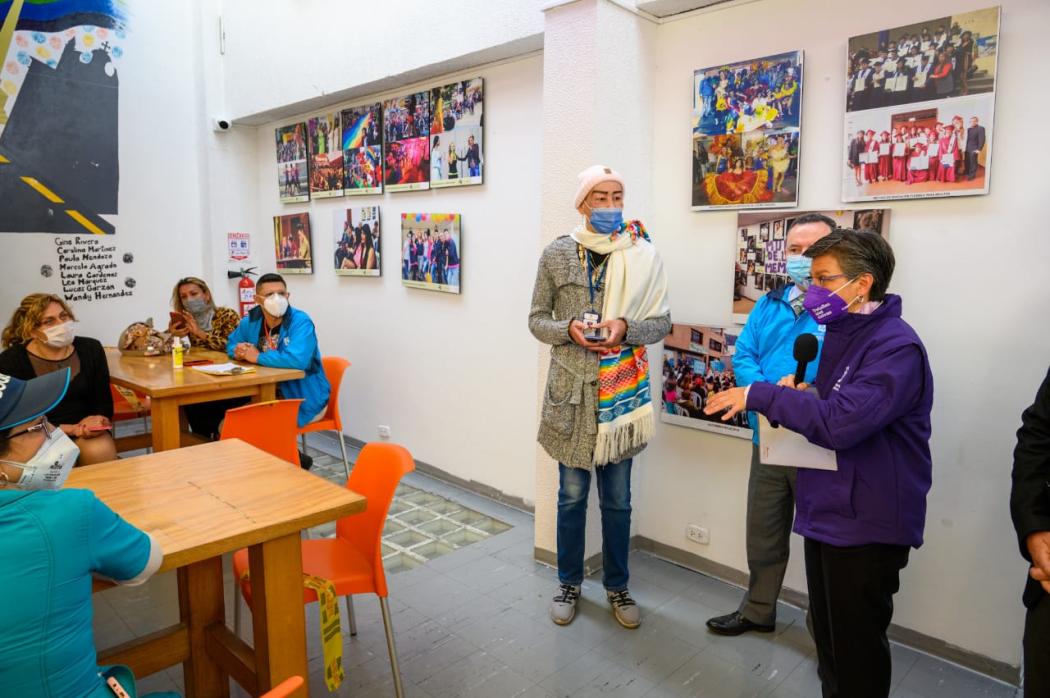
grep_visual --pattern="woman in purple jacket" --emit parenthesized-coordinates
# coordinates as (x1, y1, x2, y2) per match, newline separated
(706, 229, 933, 698)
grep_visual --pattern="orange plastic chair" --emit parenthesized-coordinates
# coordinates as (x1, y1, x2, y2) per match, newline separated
(233, 442, 415, 698)
(110, 383, 150, 429)
(220, 399, 303, 467)
(259, 676, 304, 697)
(298, 357, 351, 479)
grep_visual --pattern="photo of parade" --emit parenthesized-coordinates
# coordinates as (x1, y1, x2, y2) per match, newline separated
(692, 50, 803, 209)
(334, 207, 381, 277)
(275, 122, 309, 203)
(308, 112, 343, 199)
(383, 92, 431, 191)
(273, 213, 313, 274)
(430, 77, 484, 187)
(340, 103, 383, 195)
(400, 213, 461, 294)
(661, 323, 751, 439)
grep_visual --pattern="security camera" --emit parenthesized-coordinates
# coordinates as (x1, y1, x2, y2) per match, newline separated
(212, 117, 232, 132)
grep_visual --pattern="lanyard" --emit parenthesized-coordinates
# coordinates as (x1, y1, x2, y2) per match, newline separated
(263, 322, 280, 351)
(585, 251, 608, 307)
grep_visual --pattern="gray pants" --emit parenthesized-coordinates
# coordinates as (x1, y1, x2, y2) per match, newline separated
(738, 444, 796, 625)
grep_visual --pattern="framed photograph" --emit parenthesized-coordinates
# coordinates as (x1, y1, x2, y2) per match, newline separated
(660, 323, 752, 439)
(383, 92, 431, 192)
(842, 6, 999, 202)
(334, 207, 381, 276)
(692, 50, 803, 210)
(307, 112, 343, 199)
(759, 222, 770, 241)
(273, 213, 312, 274)
(401, 213, 461, 294)
(341, 103, 383, 195)
(773, 219, 785, 240)
(430, 77, 483, 188)
(275, 123, 309, 203)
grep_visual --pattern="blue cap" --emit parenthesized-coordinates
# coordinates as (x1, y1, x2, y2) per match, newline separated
(0, 369, 70, 431)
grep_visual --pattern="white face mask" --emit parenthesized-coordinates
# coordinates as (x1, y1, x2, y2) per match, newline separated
(0, 427, 79, 490)
(262, 294, 289, 318)
(42, 321, 77, 349)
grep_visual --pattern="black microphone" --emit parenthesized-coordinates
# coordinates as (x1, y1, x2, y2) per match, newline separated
(793, 333, 819, 387)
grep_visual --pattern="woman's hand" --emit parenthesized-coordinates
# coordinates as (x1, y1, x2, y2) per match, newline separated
(703, 387, 748, 421)
(180, 311, 206, 340)
(568, 320, 604, 353)
(77, 415, 112, 439)
(591, 319, 628, 350)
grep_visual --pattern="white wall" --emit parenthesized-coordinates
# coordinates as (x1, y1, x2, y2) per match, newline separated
(642, 0, 1049, 667)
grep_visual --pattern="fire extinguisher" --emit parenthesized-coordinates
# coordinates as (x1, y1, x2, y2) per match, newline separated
(227, 267, 257, 317)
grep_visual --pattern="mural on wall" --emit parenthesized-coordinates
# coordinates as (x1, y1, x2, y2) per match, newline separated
(429, 77, 483, 188)
(383, 91, 430, 192)
(340, 102, 383, 195)
(0, 0, 128, 235)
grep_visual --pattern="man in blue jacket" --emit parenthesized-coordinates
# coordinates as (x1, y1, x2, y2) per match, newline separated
(227, 272, 330, 468)
(707, 213, 833, 636)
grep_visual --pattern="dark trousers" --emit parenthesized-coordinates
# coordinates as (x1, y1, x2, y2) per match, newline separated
(1025, 592, 1050, 697)
(966, 151, 980, 179)
(804, 538, 910, 698)
(184, 397, 249, 440)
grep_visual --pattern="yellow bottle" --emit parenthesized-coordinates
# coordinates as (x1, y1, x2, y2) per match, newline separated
(172, 341, 184, 370)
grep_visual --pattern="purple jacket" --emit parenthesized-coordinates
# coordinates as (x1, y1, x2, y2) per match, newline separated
(746, 295, 933, 548)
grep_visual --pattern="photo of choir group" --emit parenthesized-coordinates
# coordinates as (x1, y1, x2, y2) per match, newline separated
(661, 323, 751, 439)
(400, 213, 462, 295)
(430, 78, 484, 188)
(273, 79, 484, 201)
(275, 123, 309, 204)
(340, 103, 383, 195)
(692, 50, 803, 210)
(842, 6, 999, 201)
(308, 112, 343, 199)
(334, 207, 381, 277)
(273, 213, 313, 274)
(733, 209, 890, 323)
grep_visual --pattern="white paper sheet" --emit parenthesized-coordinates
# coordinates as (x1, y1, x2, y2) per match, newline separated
(758, 416, 838, 470)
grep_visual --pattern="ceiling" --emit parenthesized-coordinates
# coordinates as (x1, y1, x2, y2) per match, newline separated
(636, 0, 736, 18)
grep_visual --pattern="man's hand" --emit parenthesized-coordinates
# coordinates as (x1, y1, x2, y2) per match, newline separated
(239, 345, 260, 364)
(232, 342, 254, 361)
(703, 387, 748, 421)
(1028, 531, 1050, 594)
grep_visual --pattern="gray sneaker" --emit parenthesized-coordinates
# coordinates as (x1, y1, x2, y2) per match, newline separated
(550, 583, 581, 626)
(608, 589, 640, 629)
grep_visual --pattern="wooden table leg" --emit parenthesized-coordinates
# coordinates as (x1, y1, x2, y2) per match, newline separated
(151, 397, 182, 452)
(249, 532, 309, 697)
(257, 384, 276, 402)
(178, 557, 229, 698)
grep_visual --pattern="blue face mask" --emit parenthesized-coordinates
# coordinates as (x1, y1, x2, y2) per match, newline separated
(588, 207, 624, 235)
(786, 254, 812, 288)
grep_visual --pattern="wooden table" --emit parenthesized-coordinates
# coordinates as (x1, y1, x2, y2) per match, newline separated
(70, 439, 365, 697)
(106, 348, 304, 452)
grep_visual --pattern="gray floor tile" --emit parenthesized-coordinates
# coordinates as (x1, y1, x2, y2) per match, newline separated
(444, 551, 533, 591)
(703, 619, 811, 684)
(396, 570, 489, 618)
(417, 650, 532, 698)
(400, 632, 477, 685)
(593, 621, 703, 685)
(540, 649, 657, 698)
(892, 655, 1018, 697)
(642, 649, 771, 697)
(629, 554, 707, 596)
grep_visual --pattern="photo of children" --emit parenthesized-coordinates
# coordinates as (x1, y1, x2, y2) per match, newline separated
(308, 112, 343, 199)
(400, 213, 461, 294)
(692, 50, 803, 210)
(383, 92, 431, 192)
(334, 207, 381, 277)
(661, 323, 751, 439)
(273, 213, 313, 274)
(733, 208, 890, 323)
(341, 103, 383, 195)
(275, 123, 309, 203)
(430, 77, 484, 187)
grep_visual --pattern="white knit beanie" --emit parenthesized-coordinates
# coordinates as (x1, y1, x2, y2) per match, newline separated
(574, 165, 625, 209)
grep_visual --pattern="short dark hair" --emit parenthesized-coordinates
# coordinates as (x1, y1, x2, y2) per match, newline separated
(805, 228, 895, 301)
(255, 273, 286, 291)
(788, 213, 836, 234)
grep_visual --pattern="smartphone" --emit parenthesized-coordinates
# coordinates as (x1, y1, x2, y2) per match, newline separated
(582, 311, 607, 342)
(169, 311, 186, 327)
(105, 676, 132, 698)
(87, 425, 113, 432)
(183, 359, 213, 367)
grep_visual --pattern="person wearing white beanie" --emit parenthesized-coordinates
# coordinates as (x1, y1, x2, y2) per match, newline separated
(528, 165, 671, 630)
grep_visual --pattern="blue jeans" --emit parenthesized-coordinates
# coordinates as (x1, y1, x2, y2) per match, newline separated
(557, 459, 632, 591)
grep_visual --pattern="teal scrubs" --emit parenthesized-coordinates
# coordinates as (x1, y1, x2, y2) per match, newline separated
(0, 488, 156, 697)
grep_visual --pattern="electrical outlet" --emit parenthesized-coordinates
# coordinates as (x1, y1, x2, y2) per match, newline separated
(686, 524, 710, 545)
(378, 425, 391, 439)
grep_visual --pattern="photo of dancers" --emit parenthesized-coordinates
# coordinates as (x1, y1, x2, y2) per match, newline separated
(275, 123, 309, 203)
(383, 92, 431, 192)
(692, 50, 803, 210)
(308, 112, 343, 199)
(334, 207, 381, 277)
(341, 103, 383, 195)
(400, 213, 461, 294)
(662, 323, 751, 439)
(842, 7, 999, 202)
(273, 213, 313, 274)
(430, 77, 484, 187)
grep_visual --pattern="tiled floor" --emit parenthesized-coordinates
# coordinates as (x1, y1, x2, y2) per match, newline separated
(96, 434, 1019, 697)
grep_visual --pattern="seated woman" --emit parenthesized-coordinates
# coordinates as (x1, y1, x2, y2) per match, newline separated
(704, 230, 933, 698)
(167, 276, 244, 439)
(0, 294, 115, 465)
(0, 369, 163, 696)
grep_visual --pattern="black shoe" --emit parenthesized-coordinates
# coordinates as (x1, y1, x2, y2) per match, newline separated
(298, 450, 313, 470)
(706, 611, 775, 636)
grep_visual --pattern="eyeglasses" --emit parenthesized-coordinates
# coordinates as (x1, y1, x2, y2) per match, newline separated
(812, 274, 848, 286)
(4, 418, 54, 441)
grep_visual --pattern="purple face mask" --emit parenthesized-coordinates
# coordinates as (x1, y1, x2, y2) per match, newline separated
(803, 278, 857, 324)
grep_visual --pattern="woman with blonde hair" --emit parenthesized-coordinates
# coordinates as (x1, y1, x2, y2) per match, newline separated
(0, 294, 115, 465)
